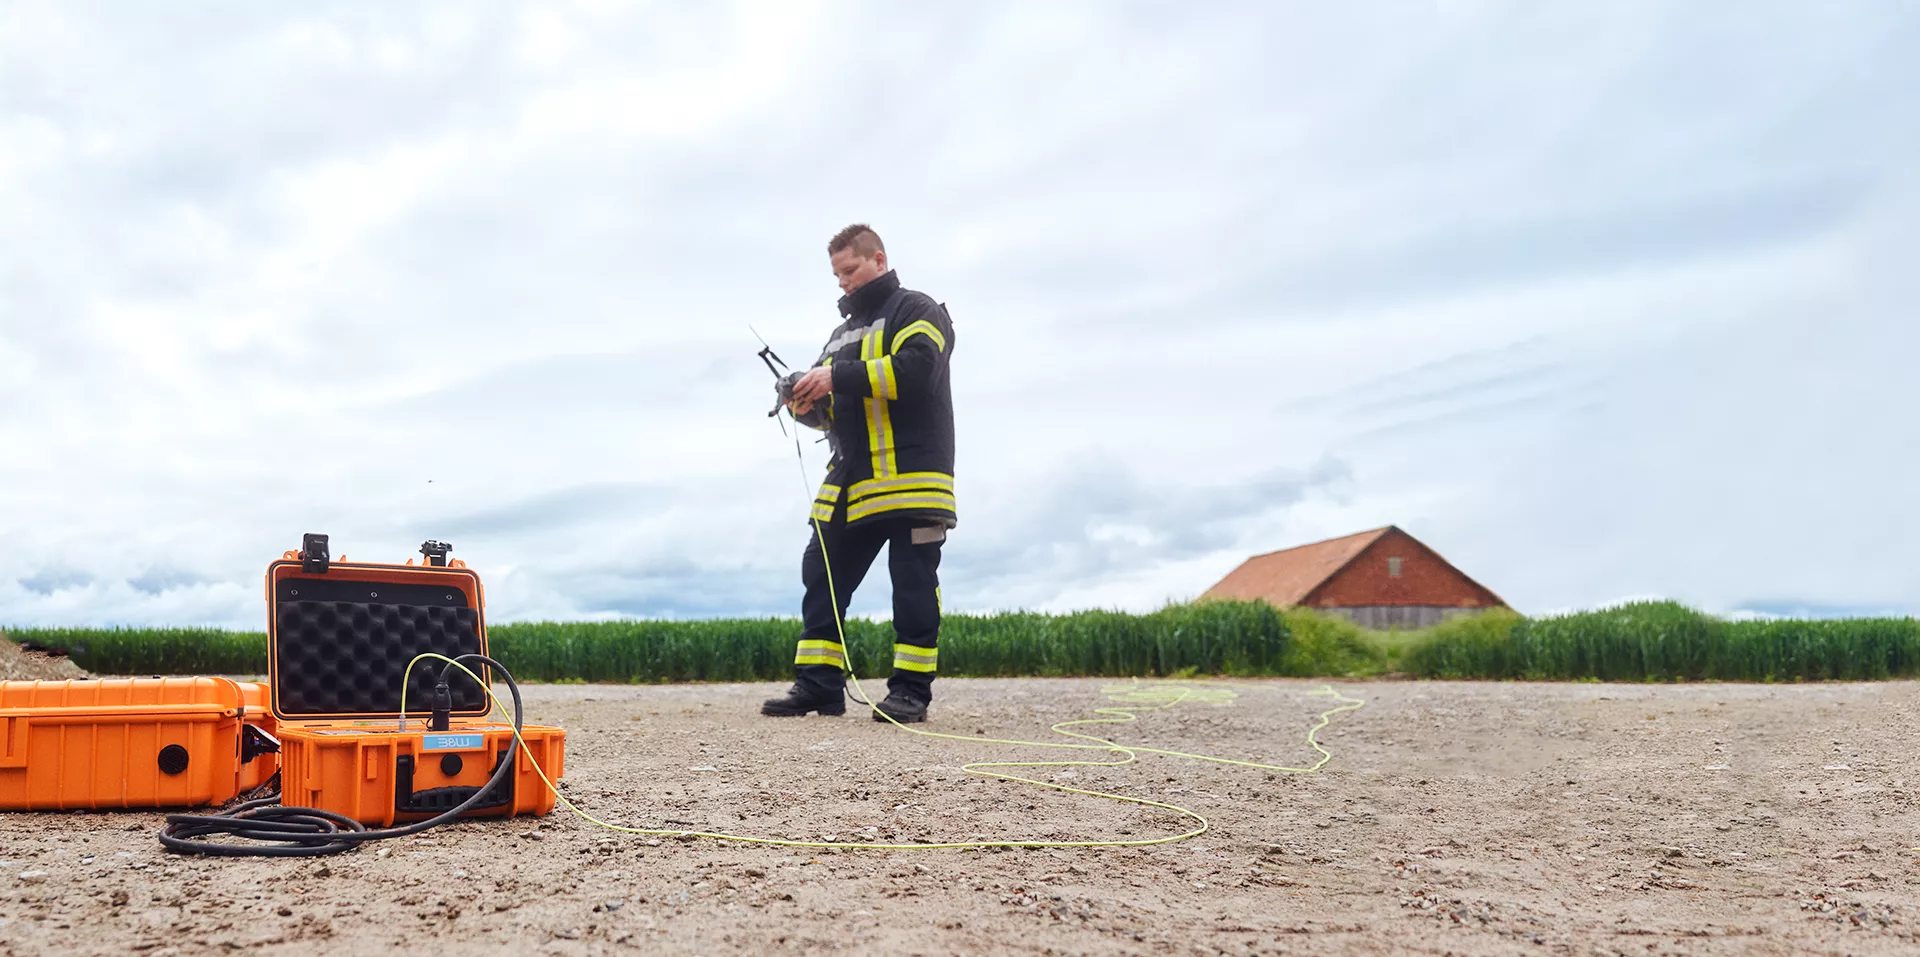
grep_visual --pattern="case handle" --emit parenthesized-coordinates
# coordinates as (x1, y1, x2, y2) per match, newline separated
(300, 533, 330, 574)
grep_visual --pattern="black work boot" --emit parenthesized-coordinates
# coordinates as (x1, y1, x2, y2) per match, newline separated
(871, 691, 928, 724)
(761, 683, 846, 717)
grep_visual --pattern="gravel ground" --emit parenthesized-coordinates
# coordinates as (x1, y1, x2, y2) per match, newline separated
(3, 677, 1919, 956)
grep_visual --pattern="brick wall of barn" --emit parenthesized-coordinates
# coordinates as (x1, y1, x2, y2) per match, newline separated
(1323, 606, 1474, 630)
(1301, 528, 1501, 619)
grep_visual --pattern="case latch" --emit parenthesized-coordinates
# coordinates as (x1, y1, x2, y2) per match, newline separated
(300, 533, 330, 574)
(419, 540, 453, 567)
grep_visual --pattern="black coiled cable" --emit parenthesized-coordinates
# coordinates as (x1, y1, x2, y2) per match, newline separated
(159, 654, 524, 857)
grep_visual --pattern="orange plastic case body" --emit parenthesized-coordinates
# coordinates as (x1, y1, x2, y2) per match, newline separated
(278, 723, 563, 827)
(0, 677, 281, 811)
(265, 554, 565, 826)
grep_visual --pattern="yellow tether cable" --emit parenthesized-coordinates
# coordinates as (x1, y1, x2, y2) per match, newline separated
(385, 404, 1366, 850)
(402, 652, 1362, 850)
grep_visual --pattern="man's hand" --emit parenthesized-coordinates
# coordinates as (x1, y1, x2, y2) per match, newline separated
(790, 366, 833, 403)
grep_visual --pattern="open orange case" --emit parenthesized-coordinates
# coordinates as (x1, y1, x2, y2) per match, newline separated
(0, 677, 280, 811)
(266, 536, 564, 826)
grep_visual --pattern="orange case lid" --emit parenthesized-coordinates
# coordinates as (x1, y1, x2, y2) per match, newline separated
(265, 558, 492, 724)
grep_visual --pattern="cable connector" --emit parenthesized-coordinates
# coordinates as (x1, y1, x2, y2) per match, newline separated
(430, 679, 452, 732)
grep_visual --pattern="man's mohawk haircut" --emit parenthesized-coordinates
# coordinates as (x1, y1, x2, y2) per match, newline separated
(827, 224, 885, 258)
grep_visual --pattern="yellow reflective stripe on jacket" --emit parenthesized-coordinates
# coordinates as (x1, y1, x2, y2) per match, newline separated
(819, 358, 836, 425)
(811, 483, 841, 523)
(794, 639, 847, 668)
(847, 490, 957, 523)
(865, 354, 897, 400)
(848, 471, 953, 502)
(867, 395, 896, 478)
(860, 327, 897, 478)
(890, 319, 946, 354)
(893, 642, 938, 673)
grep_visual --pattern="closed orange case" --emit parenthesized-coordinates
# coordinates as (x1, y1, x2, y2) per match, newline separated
(264, 545, 565, 825)
(0, 677, 281, 811)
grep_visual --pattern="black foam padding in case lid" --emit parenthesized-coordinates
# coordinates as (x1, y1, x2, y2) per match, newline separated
(274, 600, 486, 717)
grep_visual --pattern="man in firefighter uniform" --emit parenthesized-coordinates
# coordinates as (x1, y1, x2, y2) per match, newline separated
(761, 224, 957, 723)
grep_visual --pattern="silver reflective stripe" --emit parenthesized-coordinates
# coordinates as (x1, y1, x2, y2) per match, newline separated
(795, 639, 847, 667)
(820, 319, 882, 358)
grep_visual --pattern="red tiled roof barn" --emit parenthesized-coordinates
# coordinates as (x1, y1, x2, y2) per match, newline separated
(1202, 526, 1506, 630)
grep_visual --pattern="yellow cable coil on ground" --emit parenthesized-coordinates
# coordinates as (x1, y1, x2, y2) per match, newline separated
(394, 421, 1364, 850)
(404, 652, 1363, 850)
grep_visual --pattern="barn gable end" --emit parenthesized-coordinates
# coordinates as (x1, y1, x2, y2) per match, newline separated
(1303, 527, 1504, 610)
(1201, 527, 1391, 607)
(1202, 526, 1506, 629)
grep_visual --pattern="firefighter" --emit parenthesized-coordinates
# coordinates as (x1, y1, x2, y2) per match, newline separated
(761, 224, 957, 723)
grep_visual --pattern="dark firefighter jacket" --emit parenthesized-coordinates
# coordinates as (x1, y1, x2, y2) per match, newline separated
(800, 270, 956, 529)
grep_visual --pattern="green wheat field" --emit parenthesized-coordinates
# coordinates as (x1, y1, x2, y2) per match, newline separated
(7, 601, 1918, 683)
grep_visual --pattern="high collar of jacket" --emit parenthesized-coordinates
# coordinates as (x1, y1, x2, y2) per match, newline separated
(838, 270, 901, 320)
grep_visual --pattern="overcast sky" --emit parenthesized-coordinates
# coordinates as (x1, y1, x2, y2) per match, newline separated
(3, 2, 1914, 629)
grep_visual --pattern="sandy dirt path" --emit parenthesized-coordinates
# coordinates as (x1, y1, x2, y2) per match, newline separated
(3, 677, 1919, 956)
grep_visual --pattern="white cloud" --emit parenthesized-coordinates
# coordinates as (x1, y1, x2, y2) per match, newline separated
(1, 1, 1914, 628)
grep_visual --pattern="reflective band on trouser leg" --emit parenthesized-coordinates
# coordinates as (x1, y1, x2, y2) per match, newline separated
(893, 643, 938, 673)
(794, 639, 847, 669)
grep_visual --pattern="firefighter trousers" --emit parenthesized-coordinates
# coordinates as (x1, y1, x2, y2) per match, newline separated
(794, 517, 945, 703)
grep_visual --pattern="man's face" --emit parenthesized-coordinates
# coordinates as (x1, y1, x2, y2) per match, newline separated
(831, 248, 888, 296)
